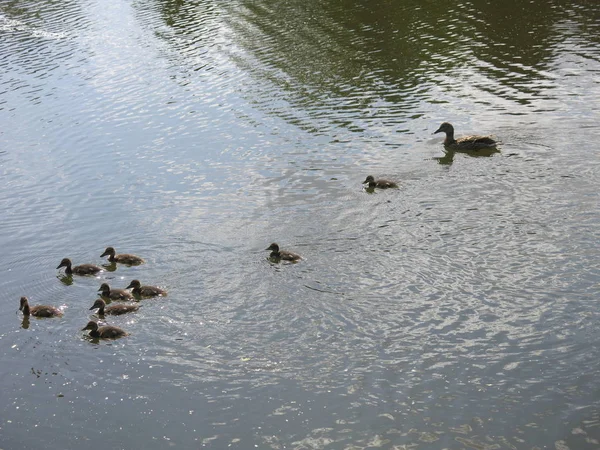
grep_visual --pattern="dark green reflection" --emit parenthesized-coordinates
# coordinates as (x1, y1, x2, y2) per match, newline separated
(433, 147, 500, 166)
(151, 0, 600, 126)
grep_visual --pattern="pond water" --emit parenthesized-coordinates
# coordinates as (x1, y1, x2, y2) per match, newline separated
(1, 0, 600, 448)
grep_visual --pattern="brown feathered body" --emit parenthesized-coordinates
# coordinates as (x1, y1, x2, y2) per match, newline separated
(19, 297, 63, 318)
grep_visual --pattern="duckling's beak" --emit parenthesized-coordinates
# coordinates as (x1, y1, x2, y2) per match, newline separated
(433, 127, 443, 134)
(97, 287, 103, 292)
(100, 251, 108, 257)
(125, 282, 133, 289)
(89, 304, 97, 310)
(81, 325, 89, 331)
(56, 262, 64, 269)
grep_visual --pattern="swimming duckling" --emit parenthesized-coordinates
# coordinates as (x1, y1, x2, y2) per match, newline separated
(56, 258, 103, 276)
(266, 243, 302, 262)
(100, 247, 144, 265)
(89, 298, 139, 316)
(434, 122, 497, 150)
(98, 283, 134, 301)
(126, 279, 167, 298)
(363, 175, 398, 189)
(19, 296, 63, 318)
(81, 320, 128, 339)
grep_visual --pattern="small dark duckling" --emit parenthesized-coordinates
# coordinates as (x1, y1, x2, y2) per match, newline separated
(98, 283, 134, 301)
(82, 320, 128, 339)
(434, 122, 497, 150)
(89, 298, 139, 316)
(56, 258, 103, 276)
(19, 296, 63, 318)
(266, 243, 302, 262)
(126, 279, 167, 297)
(100, 247, 144, 265)
(363, 175, 398, 189)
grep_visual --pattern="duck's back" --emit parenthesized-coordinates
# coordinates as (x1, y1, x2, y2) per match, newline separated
(109, 289, 134, 300)
(375, 179, 398, 188)
(73, 264, 102, 275)
(105, 304, 139, 315)
(115, 254, 144, 265)
(98, 325, 128, 338)
(139, 285, 167, 297)
(455, 135, 497, 149)
(30, 305, 63, 317)
(279, 250, 301, 261)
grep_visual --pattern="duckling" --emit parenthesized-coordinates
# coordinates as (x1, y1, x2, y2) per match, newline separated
(126, 279, 167, 298)
(89, 298, 139, 316)
(363, 175, 398, 189)
(98, 283, 134, 301)
(19, 296, 63, 318)
(81, 320, 128, 339)
(266, 243, 302, 262)
(56, 258, 103, 276)
(434, 122, 497, 150)
(100, 247, 144, 265)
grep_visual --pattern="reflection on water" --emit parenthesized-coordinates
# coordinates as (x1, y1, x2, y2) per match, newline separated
(1, 0, 600, 448)
(433, 147, 501, 165)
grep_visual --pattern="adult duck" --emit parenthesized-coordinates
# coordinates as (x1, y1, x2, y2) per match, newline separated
(89, 298, 139, 316)
(363, 175, 398, 189)
(98, 283, 134, 301)
(434, 122, 497, 150)
(56, 258, 103, 276)
(126, 279, 167, 298)
(19, 296, 63, 318)
(266, 243, 302, 262)
(82, 320, 128, 339)
(100, 247, 144, 265)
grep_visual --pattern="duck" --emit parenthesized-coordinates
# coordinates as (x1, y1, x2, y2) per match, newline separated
(98, 283, 134, 301)
(81, 320, 128, 339)
(56, 258, 103, 276)
(266, 243, 302, 262)
(433, 122, 497, 150)
(100, 247, 144, 265)
(19, 296, 63, 318)
(363, 175, 398, 189)
(89, 298, 139, 316)
(125, 279, 167, 297)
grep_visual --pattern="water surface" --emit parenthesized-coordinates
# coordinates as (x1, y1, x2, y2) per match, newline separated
(1, 0, 600, 448)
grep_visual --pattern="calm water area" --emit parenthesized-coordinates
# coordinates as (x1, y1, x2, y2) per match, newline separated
(1, 0, 600, 448)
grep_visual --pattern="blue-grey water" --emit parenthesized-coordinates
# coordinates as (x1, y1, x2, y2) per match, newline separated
(1, 0, 600, 448)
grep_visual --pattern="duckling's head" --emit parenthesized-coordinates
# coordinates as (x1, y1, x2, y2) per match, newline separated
(126, 279, 141, 289)
(82, 320, 99, 332)
(56, 258, 72, 269)
(434, 122, 454, 135)
(98, 283, 110, 293)
(89, 299, 106, 310)
(19, 296, 29, 310)
(266, 243, 279, 252)
(363, 175, 375, 184)
(100, 247, 116, 257)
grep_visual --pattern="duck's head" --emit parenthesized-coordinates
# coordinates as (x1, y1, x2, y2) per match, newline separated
(100, 247, 116, 257)
(56, 258, 72, 269)
(434, 122, 454, 135)
(363, 175, 375, 184)
(266, 243, 279, 252)
(98, 283, 110, 294)
(82, 320, 99, 332)
(126, 279, 141, 289)
(19, 296, 29, 311)
(89, 299, 106, 310)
